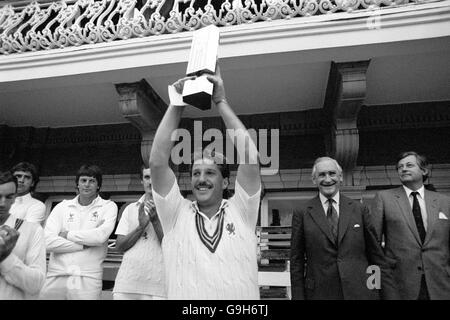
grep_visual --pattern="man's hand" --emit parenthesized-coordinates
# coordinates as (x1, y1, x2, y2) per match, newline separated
(138, 201, 151, 229)
(0, 225, 19, 262)
(171, 64, 226, 105)
(144, 199, 158, 222)
(206, 64, 226, 105)
(172, 76, 196, 94)
(96, 219, 105, 228)
(59, 230, 68, 239)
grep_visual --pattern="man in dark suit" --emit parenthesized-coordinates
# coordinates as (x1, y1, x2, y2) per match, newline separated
(290, 157, 396, 300)
(372, 151, 450, 300)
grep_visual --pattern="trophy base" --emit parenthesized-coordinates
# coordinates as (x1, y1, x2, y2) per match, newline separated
(183, 92, 212, 110)
(182, 75, 213, 110)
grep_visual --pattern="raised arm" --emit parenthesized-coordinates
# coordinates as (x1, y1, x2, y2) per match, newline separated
(206, 66, 261, 196)
(149, 79, 190, 197)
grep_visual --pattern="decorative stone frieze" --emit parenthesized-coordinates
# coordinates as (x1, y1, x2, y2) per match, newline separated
(0, 0, 425, 55)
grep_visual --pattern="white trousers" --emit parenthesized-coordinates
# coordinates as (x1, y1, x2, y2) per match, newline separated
(39, 276, 102, 300)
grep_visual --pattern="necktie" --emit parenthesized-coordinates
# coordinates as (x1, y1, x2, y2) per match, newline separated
(411, 192, 426, 243)
(327, 199, 338, 243)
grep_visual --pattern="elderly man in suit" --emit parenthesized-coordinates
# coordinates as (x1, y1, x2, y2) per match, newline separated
(373, 151, 450, 300)
(290, 157, 396, 300)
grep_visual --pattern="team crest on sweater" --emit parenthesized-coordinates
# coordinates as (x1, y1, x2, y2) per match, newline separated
(226, 222, 235, 235)
(90, 211, 99, 222)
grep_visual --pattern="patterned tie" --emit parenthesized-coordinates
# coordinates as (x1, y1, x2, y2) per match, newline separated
(411, 191, 426, 243)
(327, 199, 338, 243)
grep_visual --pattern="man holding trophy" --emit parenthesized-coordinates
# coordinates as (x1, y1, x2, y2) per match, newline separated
(149, 26, 262, 299)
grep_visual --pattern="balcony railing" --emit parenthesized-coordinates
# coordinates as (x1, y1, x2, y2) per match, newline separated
(0, 0, 423, 55)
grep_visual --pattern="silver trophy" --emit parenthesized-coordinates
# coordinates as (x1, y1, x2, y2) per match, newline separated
(182, 25, 220, 110)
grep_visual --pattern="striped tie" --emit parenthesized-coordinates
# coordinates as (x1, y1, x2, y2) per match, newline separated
(327, 199, 338, 243)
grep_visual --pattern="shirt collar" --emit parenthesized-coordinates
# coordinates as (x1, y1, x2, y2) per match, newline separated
(15, 192, 32, 203)
(0, 214, 13, 227)
(136, 194, 146, 204)
(191, 199, 229, 220)
(403, 185, 425, 199)
(68, 195, 102, 207)
(319, 191, 340, 206)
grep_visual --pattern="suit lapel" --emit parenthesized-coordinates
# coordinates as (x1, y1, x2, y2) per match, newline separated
(307, 196, 337, 246)
(393, 187, 421, 245)
(337, 195, 351, 245)
(423, 190, 439, 246)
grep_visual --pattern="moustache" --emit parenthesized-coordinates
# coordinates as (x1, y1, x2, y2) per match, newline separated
(195, 183, 213, 188)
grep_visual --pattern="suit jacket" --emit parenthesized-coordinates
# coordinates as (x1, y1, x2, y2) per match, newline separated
(290, 194, 396, 300)
(373, 187, 450, 300)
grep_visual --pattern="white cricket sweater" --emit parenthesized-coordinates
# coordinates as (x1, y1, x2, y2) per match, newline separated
(44, 195, 118, 280)
(0, 215, 46, 299)
(10, 193, 46, 224)
(153, 180, 261, 300)
(113, 195, 166, 297)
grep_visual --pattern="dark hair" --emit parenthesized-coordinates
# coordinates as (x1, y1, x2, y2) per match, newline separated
(0, 171, 18, 191)
(189, 150, 230, 180)
(75, 164, 103, 188)
(397, 151, 429, 182)
(139, 164, 149, 180)
(189, 150, 231, 199)
(11, 162, 39, 191)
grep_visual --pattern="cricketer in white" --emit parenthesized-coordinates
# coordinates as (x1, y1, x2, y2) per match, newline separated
(0, 171, 46, 300)
(150, 63, 262, 300)
(40, 165, 117, 300)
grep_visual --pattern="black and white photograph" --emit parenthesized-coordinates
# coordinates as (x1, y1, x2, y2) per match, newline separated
(0, 0, 449, 313)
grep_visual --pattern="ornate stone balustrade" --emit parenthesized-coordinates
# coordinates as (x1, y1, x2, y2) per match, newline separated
(0, 0, 424, 54)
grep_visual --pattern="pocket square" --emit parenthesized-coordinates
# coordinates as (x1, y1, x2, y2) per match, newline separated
(354, 224, 360, 228)
(439, 212, 448, 220)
